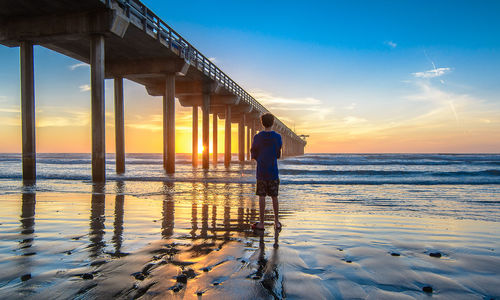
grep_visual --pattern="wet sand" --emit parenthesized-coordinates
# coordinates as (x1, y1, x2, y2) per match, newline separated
(0, 181, 499, 299)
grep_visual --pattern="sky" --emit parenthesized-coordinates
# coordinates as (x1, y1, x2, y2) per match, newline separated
(1, 0, 499, 153)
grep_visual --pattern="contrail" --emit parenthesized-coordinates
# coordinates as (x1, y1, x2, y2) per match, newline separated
(424, 50, 445, 84)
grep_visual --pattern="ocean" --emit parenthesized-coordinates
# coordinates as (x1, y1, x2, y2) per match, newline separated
(0, 153, 499, 298)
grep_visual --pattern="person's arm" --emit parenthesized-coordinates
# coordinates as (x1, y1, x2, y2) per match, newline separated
(277, 134, 282, 159)
(250, 135, 259, 160)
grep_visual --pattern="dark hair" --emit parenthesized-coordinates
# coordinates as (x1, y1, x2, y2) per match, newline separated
(261, 113, 274, 128)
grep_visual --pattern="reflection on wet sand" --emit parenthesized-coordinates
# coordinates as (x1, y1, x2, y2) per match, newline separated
(1, 181, 289, 299)
(19, 192, 36, 282)
(89, 184, 106, 257)
(161, 182, 175, 239)
(112, 181, 125, 257)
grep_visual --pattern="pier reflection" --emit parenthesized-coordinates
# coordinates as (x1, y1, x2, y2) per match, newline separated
(18, 191, 36, 279)
(89, 184, 106, 257)
(112, 181, 125, 257)
(162, 181, 175, 239)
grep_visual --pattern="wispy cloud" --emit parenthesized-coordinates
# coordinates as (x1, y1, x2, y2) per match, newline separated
(208, 57, 217, 63)
(79, 84, 91, 92)
(412, 67, 451, 78)
(0, 108, 19, 113)
(250, 89, 332, 132)
(385, 41, 397, 48)
(69, 63, 89, 70)
(343, 116, 367, 124)
(344, 103, 357, 110)
(36, 109, 89, 127)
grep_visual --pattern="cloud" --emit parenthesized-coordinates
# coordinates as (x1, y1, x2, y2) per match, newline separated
(413, 67, 451, 78)
(36, 110, 89, 127)
(0, 108, 20, 113)
(343, 116, 367, 124)
(69, 63, 89, 70)
(344, 103, 357, 110)
(385, 41, 397, 48)
(79, 84, 91, 92)
(208, 57, 217, 63)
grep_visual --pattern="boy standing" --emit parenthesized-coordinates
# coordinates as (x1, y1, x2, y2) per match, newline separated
(251, 113, 282, 230)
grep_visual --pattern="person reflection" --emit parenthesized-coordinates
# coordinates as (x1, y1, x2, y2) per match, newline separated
(254, 230, 282, 297)
(112, 181, 125, 257)
(89, 184, 106, 257)
(161, 182, 175, 239)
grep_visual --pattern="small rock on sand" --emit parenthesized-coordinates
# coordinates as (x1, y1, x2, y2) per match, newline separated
(391, 252, 400, 256)
(183, 268, 196, 278)
(131, 272, 145, 280)
(422, 286, 433, 293)
(82, 273, 94, 280)
(176, 274, 188, 284)
(429, 252, 442, 258)
(21, 274, 31, 281)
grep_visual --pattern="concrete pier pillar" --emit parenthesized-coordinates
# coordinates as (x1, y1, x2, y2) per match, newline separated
(202, 94, 210, 169)
(114, 77, 125, 174)
(163, 74, 175, 173)
(90, 35, 106, 182)
(192, 105, 198, 167)
(212, 113, 218, 165)
(20, 41, 36, 183)
(224, 105, 231, 167)
(246, 124, 250, 160)
(238, 114, 245, 162)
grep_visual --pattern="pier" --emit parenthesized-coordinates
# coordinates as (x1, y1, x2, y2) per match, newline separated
(0, 0, 307, 182)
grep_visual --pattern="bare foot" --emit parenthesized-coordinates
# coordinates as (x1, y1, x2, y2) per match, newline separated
(252, 222, 265, 230)
(274, 221, 282, 230)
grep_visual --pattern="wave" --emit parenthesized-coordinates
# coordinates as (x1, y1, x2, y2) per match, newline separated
(1, 174, 499, 185)
(277, 168, 500, 177)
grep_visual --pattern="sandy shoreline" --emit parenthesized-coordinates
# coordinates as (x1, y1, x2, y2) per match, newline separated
(0, 182, 499, 299)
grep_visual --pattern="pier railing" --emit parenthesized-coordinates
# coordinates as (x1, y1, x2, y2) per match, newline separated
(112, 0, 305, 144)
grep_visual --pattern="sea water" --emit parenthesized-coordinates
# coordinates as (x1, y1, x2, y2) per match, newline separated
(0, 153, 499, 298)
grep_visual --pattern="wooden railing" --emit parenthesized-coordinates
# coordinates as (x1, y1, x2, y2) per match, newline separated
(112, 0, 305, 144)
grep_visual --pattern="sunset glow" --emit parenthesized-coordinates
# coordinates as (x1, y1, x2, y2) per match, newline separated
(1, 0, 499, 153)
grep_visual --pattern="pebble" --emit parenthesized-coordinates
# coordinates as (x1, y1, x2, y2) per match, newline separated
(196, 291, 203, 296)
(82, 273, 94, 280)
(90, 259, 107, 266)
(201, 267, 210, 272)
(422, 286, 433, 293)
(173, 286, 180, 293)
(213, 282, 220, 286)
(183, 268, 196, 278)
(131, 272, 145, 280)
(21, 274, 31, 281)
(142, 263, 156, 275)
(345, 260, 352, 263)
(429, 252, 442, 258)
(176, 274, 188, 284)
(391, 252, 400, 256)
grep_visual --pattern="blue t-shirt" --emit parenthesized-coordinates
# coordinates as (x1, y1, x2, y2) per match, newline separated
(250, 130, 282, 180)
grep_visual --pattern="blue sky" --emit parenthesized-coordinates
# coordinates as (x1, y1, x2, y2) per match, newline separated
(0, 0, 499, 152)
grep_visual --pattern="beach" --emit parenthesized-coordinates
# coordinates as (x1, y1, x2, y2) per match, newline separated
(1, 153, 499, 299)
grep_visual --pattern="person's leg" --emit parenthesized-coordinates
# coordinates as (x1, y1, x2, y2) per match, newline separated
(271, 196, 280, 229)
(257, 195, 266, 229)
